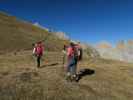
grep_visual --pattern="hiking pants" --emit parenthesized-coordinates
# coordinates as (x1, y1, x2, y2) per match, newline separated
(67, 57, 77, 75)
(37, 55, 41, 67)
(74, 57, 78, 68)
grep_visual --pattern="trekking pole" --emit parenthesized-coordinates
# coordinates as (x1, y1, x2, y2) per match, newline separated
(62, 45, 66, 66)
(62, 52, 65, 66)
(62, 45, 68, 72)
(40, 32, 51, 43)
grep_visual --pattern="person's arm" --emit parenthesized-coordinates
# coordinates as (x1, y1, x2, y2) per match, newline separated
(62, 50, 66, 54)
(33, 48, 36, 54)
(62, 45, 67, 54)
(67, 47, 72, 56)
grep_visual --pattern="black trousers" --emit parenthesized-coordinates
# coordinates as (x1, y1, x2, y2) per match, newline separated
(37, 55, 41, 67)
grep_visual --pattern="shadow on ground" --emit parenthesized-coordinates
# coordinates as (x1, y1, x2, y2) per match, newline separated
(76, 68, 95, 82)
(40, 63, 59, 68)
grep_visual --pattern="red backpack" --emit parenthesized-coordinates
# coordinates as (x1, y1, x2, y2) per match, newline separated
(35, 44, 43, 56)
(67, 45, 78, 58)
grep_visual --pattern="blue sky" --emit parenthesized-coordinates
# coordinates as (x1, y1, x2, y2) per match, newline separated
(0, 0, 133, 45)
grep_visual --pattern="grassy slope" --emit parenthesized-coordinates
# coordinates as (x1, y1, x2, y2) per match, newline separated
(0, 12, 133, 100)
(0, 12, 69, 53)
(0, 51, 133, 100)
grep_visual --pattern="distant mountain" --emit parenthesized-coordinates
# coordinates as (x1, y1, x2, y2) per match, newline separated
(96, 40, 133, 63)
(96, 41, 112, 49)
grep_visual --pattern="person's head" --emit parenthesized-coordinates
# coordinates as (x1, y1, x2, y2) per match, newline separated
(32, 43, 37, 47)
(78, 41, 80, 44)
(37, 41, 42, 47)
(35, 43, 37, 47)
(70, 42, 75, 47)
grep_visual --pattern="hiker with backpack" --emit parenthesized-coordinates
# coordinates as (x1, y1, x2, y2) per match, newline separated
(65, 42, 77, 81)
(32, 41, 44, 68)
(65, 41, 83, 82)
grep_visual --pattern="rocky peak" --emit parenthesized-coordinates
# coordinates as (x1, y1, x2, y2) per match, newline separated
(97, 41, 112, 49)
(116, 40, 125, 50)
(54, 32, 69, 40)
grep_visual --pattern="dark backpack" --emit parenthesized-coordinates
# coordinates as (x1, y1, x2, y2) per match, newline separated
(72, 46, 79, 59)
(78, 48, 83, 61)
(73, 46, 83, 61)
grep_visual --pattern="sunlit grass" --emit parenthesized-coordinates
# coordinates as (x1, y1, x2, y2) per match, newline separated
(0, 51, 133, 100)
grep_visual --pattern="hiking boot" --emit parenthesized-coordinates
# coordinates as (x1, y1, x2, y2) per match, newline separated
(37, 64, 40, 68)
(65, 72, 71, 82)
(75, 75, 79, 82)
(71, 74, 77, 82)
(65, 75, 71, 82)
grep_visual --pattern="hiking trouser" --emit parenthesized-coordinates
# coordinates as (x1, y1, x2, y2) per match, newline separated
(37, 55, 41, 67)
(74, 57, 78, 69)
(67, 57, 77, 75)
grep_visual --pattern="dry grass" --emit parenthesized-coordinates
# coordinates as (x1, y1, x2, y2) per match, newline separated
(0, 51, 133, 100)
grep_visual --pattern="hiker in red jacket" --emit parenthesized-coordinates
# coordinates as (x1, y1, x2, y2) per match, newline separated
(65, 41, 83, 82)
(33, 41, 44, 68)
(65, 42, 78, 81)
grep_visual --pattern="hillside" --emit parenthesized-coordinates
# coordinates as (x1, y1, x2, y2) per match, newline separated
(0, 51, 133, 100)
(0, 11, 100, 59)
(0, 11, 133, 100)
(0, 12, 68, 53)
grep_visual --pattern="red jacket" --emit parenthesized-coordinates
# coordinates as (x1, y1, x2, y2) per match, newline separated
(67, 46, 74, 57)
(35, 45, 44, 56)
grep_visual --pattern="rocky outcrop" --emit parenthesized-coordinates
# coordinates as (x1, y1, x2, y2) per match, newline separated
(33, 22, 49, 31)
(53, 32, 69, 40)
(80, 43, 100, 59)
